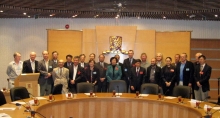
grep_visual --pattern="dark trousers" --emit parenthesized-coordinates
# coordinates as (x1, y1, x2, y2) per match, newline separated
(97, 81, 107, 92)
(123, 77, 130, 92)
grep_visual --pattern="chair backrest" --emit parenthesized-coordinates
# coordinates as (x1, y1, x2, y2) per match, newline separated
(140, 83, 159, 94)
(10, 87, 30, 101)
(108, 80, 127, 93)
(0, 91, 6, 106)
(77, 82, 94, 93)
(172, 86, 191, 98)
(52, 84, 63, 95)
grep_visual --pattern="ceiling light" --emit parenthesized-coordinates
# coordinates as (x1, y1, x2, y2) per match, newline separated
(72, 15, 76, 17)
(23, 13, 26, 15)
(28, 16, 30, 18)
(50, 14, 53, 17)
(0, 10, 3, 13)
(115, 16, 118, 19)
(96, 15, 99, 16)
(215, 15, 218, 17)
(163, 16, 166, 19)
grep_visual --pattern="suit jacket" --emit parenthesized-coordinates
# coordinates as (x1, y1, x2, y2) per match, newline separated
(52, 59, 59, 68)
(161, 65, 176, 87)
(145, 65, 162, 86)
(79, 62, 89, 69)
(95, 62, 109, 79)
(68, 65, 84, 88)
(106, 65, 122, 82)
(38, 60, 54, 85)
(194, 64, 212, 92)
(130, 67, 146, 90)
(64, 62, 73, 69)
(123, 58, 137, 79)
(84, 66, 100, 83)
(176, 61, 194, 86)
(52, 67, 69, 81)
(22, 59, 39, 73)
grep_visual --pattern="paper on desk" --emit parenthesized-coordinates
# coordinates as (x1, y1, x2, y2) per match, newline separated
(84, 93, 96, 96)
(0, 107, 16, 111)
(35, 97, 47, 100)
(164, 96, 176, 99)
(212, 107, 220, 110)
(0, 113, 11, 118)
(139, 94, 149, 97)
(11, 101, 26, 105)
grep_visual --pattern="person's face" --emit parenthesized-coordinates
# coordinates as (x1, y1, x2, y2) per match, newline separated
(195, 53, 201, 62)
(89, 61, 95, 67)
(165, 58, 172, 66)
(135, 62, 141, 67)
(128, 51, 134, 58)
(58, 60, 64, 68)
(175, 55, 180, 63)
(115, 55, 120, 62)
(73, 58, 79, 66)
(80, 55, 85, 62)
(15, 53, 21, 61)
(89, 54, 95, 60)
(180, 54, 186, 62)
(156, 54, 162, 61)
(141, 55, 147, 61)
(111, 59, 117, 65)
(52, 53, 58, 60)
(151, 59, 156, 66)
(99, 55, 105, 62)
(66, 57, 72, 63)
(30, 53, 36, 61)
(42, 51, 49, 60)
(199, 57, 205, 64)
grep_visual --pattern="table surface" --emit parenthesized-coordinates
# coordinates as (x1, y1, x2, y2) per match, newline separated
(0, 93, 220, 118)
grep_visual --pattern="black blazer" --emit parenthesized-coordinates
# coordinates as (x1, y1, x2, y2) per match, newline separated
(194, 64, 212, 92)
(95, 62, 109, 78)
(130, 67, 146, 89)
(145, 65, 162, 86)
(52, 59, 59, 68)
(64, 62, 74, 69)
(176, 61, 194, 86)
(84, 66, 100, 84)
(79, 62, 89, 69)
(69, 65, 84, 83)
(161, 65, 176, 86)
(22, 59, 39, 73)
(123, 58, 137, 79)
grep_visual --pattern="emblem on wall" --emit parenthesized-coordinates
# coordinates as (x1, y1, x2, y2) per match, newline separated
(103, 36, 127, 54)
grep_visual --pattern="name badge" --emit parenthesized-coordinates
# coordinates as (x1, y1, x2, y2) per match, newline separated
(93, 72, 97, 74)
(186, 68, 190, 71)
(124, 68, 127, 72)
(49, 66, 52, 68)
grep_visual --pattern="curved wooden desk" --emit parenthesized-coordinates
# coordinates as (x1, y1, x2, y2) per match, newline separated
(1, 93, 219, 118)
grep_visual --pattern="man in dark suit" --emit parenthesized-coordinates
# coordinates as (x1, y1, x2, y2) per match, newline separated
(115, 54, 124, 78)
(22, 52, 39, 73)
(123, 50, 137, 91)
(194, 55, 212, 101)
(176, 53, 194, 97)
(64, 54, 73, 69)
(145, 58, 162, 88)
(130, 59, 146, 93)
(68, 56, 84, 93)
(38, 51, 54, 96)
(171, 54, 180, 68)
(52, 51, 59, 68)
(79, 54, 88, 68)
(95, 54, 108, 92)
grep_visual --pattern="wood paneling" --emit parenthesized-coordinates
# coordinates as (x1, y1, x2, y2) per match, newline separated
(191, 50, 220, 59)
(47, 30, 82, 60)
(210, 70, 220, 79)
(191, 39, 220, 49)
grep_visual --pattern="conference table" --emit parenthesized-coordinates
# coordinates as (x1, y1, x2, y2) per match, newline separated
(0, 93, 219, 118)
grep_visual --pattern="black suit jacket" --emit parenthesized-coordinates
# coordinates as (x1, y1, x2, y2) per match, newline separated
(194, 64, 212, 92)
(123, 58, 137, 79)
(84, 66, 100, 83)
(161, 65, 176, 87)
(176, 61, 194, 86)
(22, 59, 39, 73)
(95, 62, 109, 78)
(145, 65, 162, 86)
(79, 62, 89, 69)
(130, 67, 146, 90)
(52, 59, 59, 68)
(64, 62, 73, 69)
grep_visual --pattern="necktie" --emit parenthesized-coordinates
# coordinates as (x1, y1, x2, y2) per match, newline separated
(130, 59, 132, 66)
(60, 68, 62, 76)
(200, 65, 203, 71)
(136, 68, 139, 76)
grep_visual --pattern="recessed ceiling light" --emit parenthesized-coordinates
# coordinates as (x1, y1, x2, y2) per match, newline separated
(72, 15, 76, 17)
(115, 16, 118, 19)
(163, 16, 166, 19)
(96, 15, 99, 16)
(28, 16, 30, 18)
(50, 14, 53, 16)
(215, 15, 218, 17)
(0, 10, 3, 13)
(23, 13, 26, 15)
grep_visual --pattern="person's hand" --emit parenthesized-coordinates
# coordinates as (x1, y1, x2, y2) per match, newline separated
(87, 81, 89, 83)
(130, 86, 135, 90)
(188, 83, 192, 87)
(100, 78, 105, 82)
(196, 81, 201, 87)
(70, 80, 75, 84)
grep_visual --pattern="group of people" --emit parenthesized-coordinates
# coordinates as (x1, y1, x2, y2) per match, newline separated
(6, 50, 212, 101)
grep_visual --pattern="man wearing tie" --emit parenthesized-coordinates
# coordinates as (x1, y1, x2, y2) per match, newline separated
(95, 54, 109, 92)
(79, 54, 88, 68)
(123, 50, 137, 91)
(52, 59, 69, 94)
(130, 59, 146, 93)
(52, 51, 59, 68)
(68, 56, 84, 93)
(64, 54, 73, 69)
(194, 55, 212, 101)
(38, 51, 54, 96)
(22, 52, 39, 73)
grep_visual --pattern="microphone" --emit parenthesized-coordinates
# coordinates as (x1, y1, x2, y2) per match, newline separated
(201, 109, 220, 118)
(164, 89, 169, 96)
(31, 111, 46, 118)
(15, 97, 32, 112)
(117, 86, 120, 97)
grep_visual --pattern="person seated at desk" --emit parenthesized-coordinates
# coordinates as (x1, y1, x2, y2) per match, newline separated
(106, 57, 122, 85)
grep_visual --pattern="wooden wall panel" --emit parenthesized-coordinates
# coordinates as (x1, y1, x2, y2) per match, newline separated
(156, 32, 191, 62)
(191, 50, 220, 59)
(47, 30, 82, 60)
(191, 39, 220, 48)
